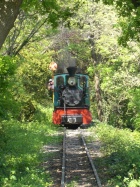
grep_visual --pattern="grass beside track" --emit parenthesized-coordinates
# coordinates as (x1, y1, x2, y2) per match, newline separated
(0, 105, 62, 187)
(88, 124, 140, 187)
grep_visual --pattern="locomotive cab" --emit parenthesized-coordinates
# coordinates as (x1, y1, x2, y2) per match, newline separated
(53, 67, 92, 128)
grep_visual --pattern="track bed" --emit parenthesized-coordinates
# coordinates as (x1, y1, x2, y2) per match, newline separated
(61, 128, 101, 187)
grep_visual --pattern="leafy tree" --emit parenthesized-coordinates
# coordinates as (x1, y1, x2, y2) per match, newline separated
(94, 0, 140, 45)
(0, 0, 81, 49)
(1, 11, 55, 56)
(13, 40, 55, 121)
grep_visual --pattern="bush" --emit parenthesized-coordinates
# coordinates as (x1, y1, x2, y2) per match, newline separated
(90, 124, 140, 186)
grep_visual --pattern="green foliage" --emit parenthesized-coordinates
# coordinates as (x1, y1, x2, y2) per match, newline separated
(0, 48, 56, 185)
(9, 41, 55, 121)
(80, 2, 140, 129)
(68, 42, 90, 64)
(94, 0, 140, 44)
(87, 66, 95, 77)
(21, 0, 81, 27)
(90, 124, 140, 186)
(67, 181, 78, 187)
(0, 56, 16, 87)
(118, 15, 140, 46)
(98, 50, 140, 129)
(128, 88, 140, 130)
(0, 56, 21, 120)
(0, 105, 61, 186)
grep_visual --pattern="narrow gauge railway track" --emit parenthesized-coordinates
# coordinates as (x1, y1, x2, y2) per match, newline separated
(61, 128, 102, 187)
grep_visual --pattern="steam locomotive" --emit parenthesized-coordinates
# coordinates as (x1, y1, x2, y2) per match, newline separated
(53, 66, 92, 128)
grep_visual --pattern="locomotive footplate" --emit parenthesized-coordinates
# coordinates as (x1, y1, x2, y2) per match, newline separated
(61, 115, 83, 124)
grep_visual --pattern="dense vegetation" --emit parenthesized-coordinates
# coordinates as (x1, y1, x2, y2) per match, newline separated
(0, 105, 63, 186)
(89, 124, 140, 186)
(0, 0, 140, 186)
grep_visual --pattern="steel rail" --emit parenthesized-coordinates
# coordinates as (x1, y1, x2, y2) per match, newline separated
(61, 127, 66, 187)
(80, 129, 102, 187)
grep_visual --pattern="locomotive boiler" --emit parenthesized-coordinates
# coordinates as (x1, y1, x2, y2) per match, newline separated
(53, 66, 92, 128)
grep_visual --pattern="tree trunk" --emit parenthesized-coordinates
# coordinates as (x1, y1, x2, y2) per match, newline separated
(94, 72, 103, 121)
(0, 0, 23, 49)
(89, 36, 103, 121)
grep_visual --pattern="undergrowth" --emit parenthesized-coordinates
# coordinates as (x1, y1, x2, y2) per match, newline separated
(89, 124, 140, 187)
(0, 104, 62, 187)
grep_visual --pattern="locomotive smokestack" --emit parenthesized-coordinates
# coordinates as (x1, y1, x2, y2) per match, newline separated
(67, 66, 77, 77)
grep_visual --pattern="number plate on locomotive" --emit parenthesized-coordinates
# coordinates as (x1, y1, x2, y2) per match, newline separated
(61, 115, 83, 124)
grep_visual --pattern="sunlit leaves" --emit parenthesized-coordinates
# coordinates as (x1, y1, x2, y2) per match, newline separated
(21, 0, 81, 27)
(94, 0, 140, 44)
(0, 56, 16, 77)
(118, 15, 140, 46)
(0, 55, 17, 93)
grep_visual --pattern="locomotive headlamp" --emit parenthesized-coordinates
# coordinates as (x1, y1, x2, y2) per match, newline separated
(68, 77, 76, 86)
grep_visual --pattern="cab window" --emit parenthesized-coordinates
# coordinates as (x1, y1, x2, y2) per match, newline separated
(79, 76, 87, 88)
(56, 76, 64, 87)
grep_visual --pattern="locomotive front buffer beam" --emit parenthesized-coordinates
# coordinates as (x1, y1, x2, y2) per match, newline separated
(61, 115, 83, 125)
